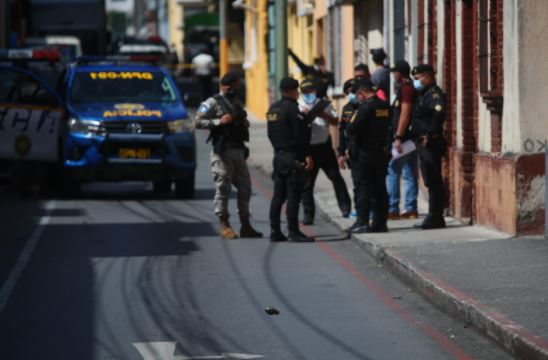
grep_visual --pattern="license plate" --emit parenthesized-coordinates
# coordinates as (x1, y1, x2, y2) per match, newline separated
(118, 147, 151, 159)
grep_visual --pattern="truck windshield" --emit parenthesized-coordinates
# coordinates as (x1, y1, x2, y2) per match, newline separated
(70, 70, 177, 103)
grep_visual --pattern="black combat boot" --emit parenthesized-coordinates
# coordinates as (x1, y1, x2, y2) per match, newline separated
(287, 220, 315, 242)
(270, 224, 288, 242)
(348, 216, 371, 234)
(369, 221, 389, 233)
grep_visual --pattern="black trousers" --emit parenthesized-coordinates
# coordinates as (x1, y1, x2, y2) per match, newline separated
(270, 154, 306, 230)
(302, 139, 351, 218)
(417, 138, 446, 218)
(349, 156, 388, 225)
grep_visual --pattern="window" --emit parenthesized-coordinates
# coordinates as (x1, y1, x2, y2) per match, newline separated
(0, 69, 58, 105)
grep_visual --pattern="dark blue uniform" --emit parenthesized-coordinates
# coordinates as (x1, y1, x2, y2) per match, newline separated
(267, 96, 312, 241)
(347, 96, 391, 232)
(411, 83, 447, 228)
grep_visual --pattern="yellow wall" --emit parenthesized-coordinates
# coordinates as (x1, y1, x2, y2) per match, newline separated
(244, 0, 270, 118)
(287, 4, 314, 81)
(167, 0, 184, 60)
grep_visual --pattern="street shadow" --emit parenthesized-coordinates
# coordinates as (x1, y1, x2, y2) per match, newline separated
(0, 219, 212, 360)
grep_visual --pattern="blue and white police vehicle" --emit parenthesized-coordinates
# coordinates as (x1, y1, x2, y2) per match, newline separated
(62, 56, 196, 197)
(0, 51, 196, 197)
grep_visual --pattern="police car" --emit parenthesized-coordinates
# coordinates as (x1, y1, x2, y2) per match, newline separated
(0, 48, 66, 189)
(62, 56, 196, 197)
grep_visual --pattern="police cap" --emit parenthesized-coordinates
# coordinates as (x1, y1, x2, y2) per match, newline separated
(300, 78, 316, 92)
(279, 77, 299, 92)
(412, 64, 435, 76)
(352, 78, 376, 93)
(343, 78, 355, 93)
(220, 71, 240, 85)
(390, 59, 411, 76)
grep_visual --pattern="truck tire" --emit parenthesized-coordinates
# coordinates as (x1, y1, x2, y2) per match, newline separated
(153, 179, 172, 193)
(61, 173, 81, 198)
(175, 173, 195, 199)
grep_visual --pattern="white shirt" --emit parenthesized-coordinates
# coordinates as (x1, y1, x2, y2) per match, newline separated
(192, 53, 214, 76)
(298, 97, 338, 145)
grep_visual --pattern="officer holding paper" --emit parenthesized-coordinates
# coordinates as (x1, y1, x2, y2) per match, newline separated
(387, 60, 419, 220)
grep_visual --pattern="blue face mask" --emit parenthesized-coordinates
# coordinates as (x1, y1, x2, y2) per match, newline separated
(303, 93, 317, 104)
(413, 78, 425, 91)
(347, 93, 357, 103)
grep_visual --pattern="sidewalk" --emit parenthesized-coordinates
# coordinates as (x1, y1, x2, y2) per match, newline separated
(247, 118, 548, 359)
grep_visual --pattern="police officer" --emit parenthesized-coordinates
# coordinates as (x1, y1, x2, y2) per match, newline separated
(411, 64, 447, 229)
(298, 78, 351, 224)
(267, 77, 315, 242)
(347, 79, 391, 233)
(195, 71, 263, 239)
(337, 78, 358, 169)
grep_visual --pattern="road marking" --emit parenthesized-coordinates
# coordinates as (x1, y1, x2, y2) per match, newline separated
(0, 200, 56, 312)
(133, 342, 264, 360)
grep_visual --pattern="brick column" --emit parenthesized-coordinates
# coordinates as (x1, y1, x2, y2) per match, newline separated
(454, 0, 479, 220)
(442, 0, 457, 215)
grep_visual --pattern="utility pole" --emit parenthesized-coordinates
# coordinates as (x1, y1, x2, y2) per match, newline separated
(219, 0, 229, 76)
(274, 0, 287, 97)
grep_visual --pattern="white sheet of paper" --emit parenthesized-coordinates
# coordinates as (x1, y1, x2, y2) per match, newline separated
(391, 140, 416, 161)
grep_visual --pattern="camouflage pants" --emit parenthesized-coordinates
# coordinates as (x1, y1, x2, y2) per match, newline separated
(210, 148, 251, 218)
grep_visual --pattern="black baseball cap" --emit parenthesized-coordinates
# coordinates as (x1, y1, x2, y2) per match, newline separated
(412, 64, 435, 76)
(220, 71, 240, 85)
(343, 78, 355, 93)
(279, 77, 299, 91)
(352, 78, 376, 93)
(300, 78, 316, 91)
(390, 60, 411, 76)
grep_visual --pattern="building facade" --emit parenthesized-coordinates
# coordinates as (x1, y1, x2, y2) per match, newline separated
(374, 0, 548, 234)
(241, 0, 548, 235)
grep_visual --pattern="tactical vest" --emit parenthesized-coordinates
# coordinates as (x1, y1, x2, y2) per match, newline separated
(266, 98, 299, 152)
(208, 95, 249, 153)
(350, 98, 390, 156)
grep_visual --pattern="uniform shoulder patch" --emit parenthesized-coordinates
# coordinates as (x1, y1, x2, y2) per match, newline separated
(432, 93, 441, 99)
(266, 112, 278, 122)
(376, 109, 390, 117)
(197, 103, 209, 115)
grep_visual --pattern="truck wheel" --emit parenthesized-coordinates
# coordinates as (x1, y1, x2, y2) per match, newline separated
(153, 179, 172, 193)
(175, 173, 195, 199)
(61, 174, 81, 198)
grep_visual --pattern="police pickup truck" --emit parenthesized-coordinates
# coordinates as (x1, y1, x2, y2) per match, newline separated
(0, 52, 196, 197)
(62, 56, 196, 197)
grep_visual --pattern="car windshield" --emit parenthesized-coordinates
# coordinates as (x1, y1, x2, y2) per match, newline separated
(70, 70, 177, 103)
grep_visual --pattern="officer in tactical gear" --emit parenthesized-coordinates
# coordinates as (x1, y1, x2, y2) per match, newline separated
(267, 77, 315, 242)
(195, 71, 263, 239)
(410, 64, 447, 229)
(347, 79, 391, 234)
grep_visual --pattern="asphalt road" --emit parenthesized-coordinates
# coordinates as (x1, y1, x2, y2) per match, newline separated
(0, 130, 510, 360)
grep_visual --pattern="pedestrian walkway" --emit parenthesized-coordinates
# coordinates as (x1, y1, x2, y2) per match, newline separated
(247, 117, 548, 359)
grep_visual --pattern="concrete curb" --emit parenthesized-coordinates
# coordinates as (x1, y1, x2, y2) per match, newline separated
(248, 158, 548, 360)
(311, 192, 548, 360)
